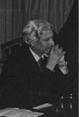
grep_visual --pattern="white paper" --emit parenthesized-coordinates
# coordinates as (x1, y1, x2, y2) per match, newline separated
(0, 108, 44, 117)
(33, 103, 53, 110)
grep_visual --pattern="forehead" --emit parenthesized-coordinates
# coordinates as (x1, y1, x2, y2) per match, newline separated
(40, 30, 53, 40)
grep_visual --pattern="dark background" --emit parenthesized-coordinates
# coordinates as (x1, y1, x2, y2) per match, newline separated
(55, 0, 78, 82)
(56, 1, 78, 116)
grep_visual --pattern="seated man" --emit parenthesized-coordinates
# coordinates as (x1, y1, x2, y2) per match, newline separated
(0, 19, 72, 109)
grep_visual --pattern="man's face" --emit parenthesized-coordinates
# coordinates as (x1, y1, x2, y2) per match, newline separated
(31, 31, 55, 56)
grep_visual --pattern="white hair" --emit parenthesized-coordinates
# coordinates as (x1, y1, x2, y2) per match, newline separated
(23, 19, 53, 44)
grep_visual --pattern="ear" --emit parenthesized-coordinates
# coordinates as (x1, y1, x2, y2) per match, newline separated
(23, 36, 30, 45)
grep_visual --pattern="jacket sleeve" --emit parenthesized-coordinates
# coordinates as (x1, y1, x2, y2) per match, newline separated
(42, 66, 73, 97)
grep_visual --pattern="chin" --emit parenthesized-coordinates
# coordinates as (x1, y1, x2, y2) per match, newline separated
(46, 49, 51, 54)
(43, 51, 49, 57)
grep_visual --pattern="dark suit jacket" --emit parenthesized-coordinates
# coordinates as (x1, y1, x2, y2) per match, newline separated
(0, 42, 73, 109)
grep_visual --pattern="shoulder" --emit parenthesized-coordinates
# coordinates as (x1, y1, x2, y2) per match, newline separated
(2, 42, 29, 69)
(8, 42, 29, 60)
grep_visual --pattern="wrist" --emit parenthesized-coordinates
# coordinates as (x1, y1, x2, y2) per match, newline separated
(46, 63, 55, 72)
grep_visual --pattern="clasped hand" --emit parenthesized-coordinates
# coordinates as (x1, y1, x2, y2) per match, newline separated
(46, 45, 66, 71)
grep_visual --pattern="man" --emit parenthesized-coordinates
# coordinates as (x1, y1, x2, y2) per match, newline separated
(0, 20, 72, 110)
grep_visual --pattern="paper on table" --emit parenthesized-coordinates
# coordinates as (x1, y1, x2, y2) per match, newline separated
(0, 108, 19, 116)
(0, 108, 44, 117)
(33, 103, 53, 110)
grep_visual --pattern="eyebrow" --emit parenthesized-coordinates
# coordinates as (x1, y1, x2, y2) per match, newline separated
(42, 36, 53, 40)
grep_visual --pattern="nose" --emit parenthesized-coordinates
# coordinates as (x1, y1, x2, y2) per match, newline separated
(49, 38, 54, 46)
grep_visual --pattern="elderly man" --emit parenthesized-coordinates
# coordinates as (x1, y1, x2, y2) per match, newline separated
(0, 20, 72, 110)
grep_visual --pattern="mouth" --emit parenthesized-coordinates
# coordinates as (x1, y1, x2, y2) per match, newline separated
(44, 46, 52, 55)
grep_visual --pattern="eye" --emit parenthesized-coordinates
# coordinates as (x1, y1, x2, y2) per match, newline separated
(45, 38, 50, 41)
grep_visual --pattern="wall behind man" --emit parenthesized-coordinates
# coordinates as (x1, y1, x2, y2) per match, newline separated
(0, 0, 26, 74)
(56, 1, 78, 115)
(0, 0, 26, 59)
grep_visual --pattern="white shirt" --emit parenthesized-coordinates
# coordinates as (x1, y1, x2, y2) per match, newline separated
(29, 48, 40, 62)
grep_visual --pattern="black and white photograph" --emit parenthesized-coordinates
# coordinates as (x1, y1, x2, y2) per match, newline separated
(0, 0, 78, 117)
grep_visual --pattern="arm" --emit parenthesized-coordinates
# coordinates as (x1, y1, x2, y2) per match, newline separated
(41, 44, 73, 98)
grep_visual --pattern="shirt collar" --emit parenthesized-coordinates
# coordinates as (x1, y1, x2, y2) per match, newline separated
(29, 48, 40, 62)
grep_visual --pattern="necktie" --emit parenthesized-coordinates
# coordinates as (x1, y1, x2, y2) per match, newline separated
(38, 56, 47, 70)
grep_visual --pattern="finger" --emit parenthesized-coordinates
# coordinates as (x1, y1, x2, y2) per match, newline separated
(55, 49, 61, 56)
(59, 47, 63, 53)
(62, 51, 66, 55)
(54, 46, 63, 55)
(50, 47, 54, 54)
(55, 44, 59, 50)
(59, 51, 66, 59)
(54, 45, 59, 54)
